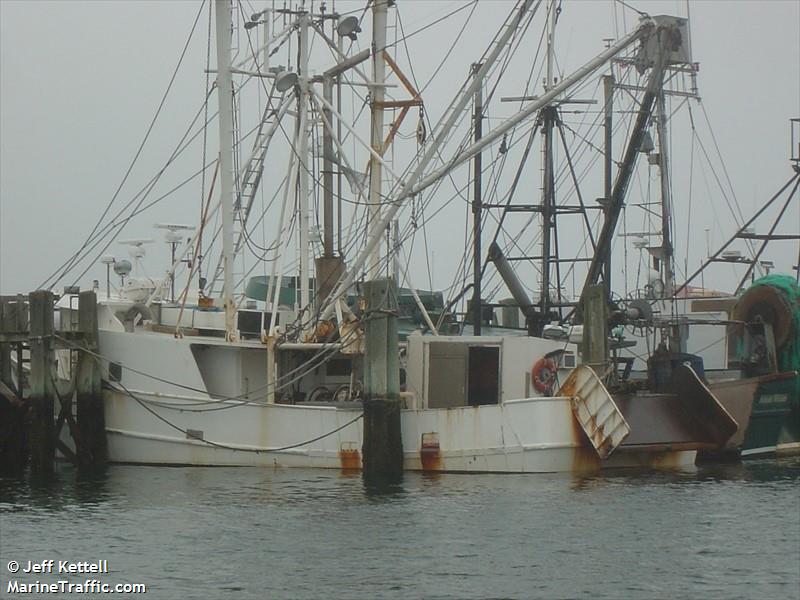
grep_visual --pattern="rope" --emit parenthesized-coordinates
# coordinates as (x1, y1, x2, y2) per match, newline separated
(54, 319, 364, 408)
(118, 380, 363, 455)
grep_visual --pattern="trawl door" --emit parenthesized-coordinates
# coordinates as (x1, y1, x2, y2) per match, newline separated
(427, 342, 467, 408)
(468, 346, 499, 406)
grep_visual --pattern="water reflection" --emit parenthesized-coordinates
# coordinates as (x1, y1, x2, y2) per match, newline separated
(1, 458, 797, 600)
(566, 456, 800, 491)
(362, 473, 407, 501)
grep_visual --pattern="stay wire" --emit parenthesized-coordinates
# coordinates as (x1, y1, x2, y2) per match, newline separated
(42, 1, 207, 291)
(65, 91, 218, 288)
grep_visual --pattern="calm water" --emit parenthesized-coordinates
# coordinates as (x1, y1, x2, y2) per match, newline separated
(1, 460, 799, 600)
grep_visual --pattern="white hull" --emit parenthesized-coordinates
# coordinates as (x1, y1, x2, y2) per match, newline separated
(52, 309, 697, 474)
(102, 387, 695, 473)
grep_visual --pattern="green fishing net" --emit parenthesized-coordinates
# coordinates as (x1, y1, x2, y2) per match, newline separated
(747, 274, 800, 375)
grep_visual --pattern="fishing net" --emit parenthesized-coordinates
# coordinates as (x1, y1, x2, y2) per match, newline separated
(745, 275, 800, 375)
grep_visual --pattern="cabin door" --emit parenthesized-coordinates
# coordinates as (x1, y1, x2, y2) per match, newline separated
(467, 346, 500, 406)
(426, 343, 500, 408)
(427, 342, 467, 408)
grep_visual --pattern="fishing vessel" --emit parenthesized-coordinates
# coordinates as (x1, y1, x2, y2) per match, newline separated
(21, 0, 788, 472)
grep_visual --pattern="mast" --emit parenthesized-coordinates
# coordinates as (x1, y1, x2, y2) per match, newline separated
(545, 0, 557, 88)
(336, 29, 345, 257)
(656, 90, 675, 298)
(655, 89, 682, 350)
(602, 73, 614, 287)
(322, 76, 335, 257)
(320, 10, 337, 260)
(581, 25, 669, 302)
(320, 14, 651, 321)
(538, 0, 558, 334)
(471, 62, 484, 335)
(298, 11, 311, 315)
(214, 0, 236, 340)
(367, 0, 388, 280)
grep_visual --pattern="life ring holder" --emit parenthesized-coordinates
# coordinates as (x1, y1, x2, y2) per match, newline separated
(531, 356, 558, 394)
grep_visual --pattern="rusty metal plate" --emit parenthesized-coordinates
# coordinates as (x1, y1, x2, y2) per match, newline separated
(707, 377, 758, 448)
(671, 363, 739, 446)
(558, 365, 630, 459)
(613, 364, 740, 451)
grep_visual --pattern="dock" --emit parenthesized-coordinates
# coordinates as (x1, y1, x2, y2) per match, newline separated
(0, 290, 106, 475)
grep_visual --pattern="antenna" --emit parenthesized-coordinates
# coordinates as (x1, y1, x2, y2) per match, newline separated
(113, 259, 132, 287)
(101, 255, 115, 299)
(336, 16, 361, 40)
(155, 224, 195, 302)
(119, 239, 153, 276)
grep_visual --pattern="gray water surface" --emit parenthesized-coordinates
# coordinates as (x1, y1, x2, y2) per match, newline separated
(1, 459, 799, 599)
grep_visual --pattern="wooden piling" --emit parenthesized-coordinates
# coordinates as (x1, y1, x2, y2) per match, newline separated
(0, 296, 27, 474)
(27, 290, 56, 475)
(0, 297, 12, 388)
(581, 284, 610, 375)
(76, 291, 107, 469)
(361, 278, 403, 480)
(14, 295, 27, 400)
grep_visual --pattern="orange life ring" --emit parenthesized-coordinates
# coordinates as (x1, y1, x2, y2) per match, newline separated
(531, 357, 557, 394)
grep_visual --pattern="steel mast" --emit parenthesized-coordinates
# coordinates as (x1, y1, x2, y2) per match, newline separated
(471, 62, 484, 335)
(214, 0, 237, 340)
(298, 11, 311, 318)
(367, 0, 389, 280)
(321, 12, 651, 320)
(538, 0, 559, 334)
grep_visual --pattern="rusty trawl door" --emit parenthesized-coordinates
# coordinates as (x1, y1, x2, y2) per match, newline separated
(558, 365, 631, 458)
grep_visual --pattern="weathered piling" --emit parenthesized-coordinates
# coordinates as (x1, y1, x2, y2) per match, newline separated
(0, 296, 27, 474)
(581, 284, 610, 375)
(27, 290, 56, 475)
(0, 298, 12, 387)
(0, 289, 106, 475)
(76, 291, 107, 469)
(361, 278, 403, 480)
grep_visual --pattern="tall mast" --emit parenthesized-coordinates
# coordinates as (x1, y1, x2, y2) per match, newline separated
(581, 25, 668, 301)
(321, 11, 335, 259)
(602, 73, 614, 287)
(367, 0, 388, 280)
(656, 89, 682, 351)
(538, 0, 558, 333)
(214, 0, 236, 340)
(320, 13, 650, 320)
(545, 0, 557, 89)
(298, 12, 311, 314)
(656, 91, 675, 298)
(322, 78, 335, 257)
(471, 62, 484, 335)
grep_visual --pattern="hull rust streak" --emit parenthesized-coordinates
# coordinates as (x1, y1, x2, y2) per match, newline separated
(420, 432, 442, 471)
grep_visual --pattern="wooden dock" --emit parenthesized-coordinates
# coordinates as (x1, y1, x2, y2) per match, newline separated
(0, 290, 106, 475)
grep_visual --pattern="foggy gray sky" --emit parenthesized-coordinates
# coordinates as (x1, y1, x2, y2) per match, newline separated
(1, 0, 798, 298)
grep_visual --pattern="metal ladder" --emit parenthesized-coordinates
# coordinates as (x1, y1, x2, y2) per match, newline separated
(208, 97, 283, 298)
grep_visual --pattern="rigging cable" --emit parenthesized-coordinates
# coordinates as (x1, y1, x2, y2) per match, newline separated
(65, 94, 219, 289)
(41, 1, 208, 291)
(54, 314, 364, 410)
(118, 379, 363, 455)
